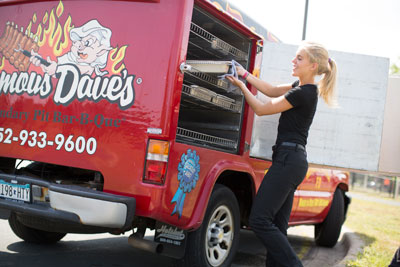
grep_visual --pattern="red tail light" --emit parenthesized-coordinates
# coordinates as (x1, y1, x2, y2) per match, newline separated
(143, 139, 169, 184)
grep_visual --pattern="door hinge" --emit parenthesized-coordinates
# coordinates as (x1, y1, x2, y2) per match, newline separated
(244, 141, 250, 152)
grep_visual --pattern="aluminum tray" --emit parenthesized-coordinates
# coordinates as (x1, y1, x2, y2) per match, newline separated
(182, 84, 216, 102)
(212, 95, 241, 112)
(186, 60, 231, 73)
(181, 84, 241, 113)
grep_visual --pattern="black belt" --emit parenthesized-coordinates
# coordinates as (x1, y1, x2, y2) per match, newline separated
(274, 142, 305, 151)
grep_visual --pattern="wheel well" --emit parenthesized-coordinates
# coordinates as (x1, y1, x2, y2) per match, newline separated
(337, 182, 349, 192)
(0, 157, 16, 174)
(337, 184, 351, 222)
(215, 170, 255, 227)
(0, 157, 104, 191)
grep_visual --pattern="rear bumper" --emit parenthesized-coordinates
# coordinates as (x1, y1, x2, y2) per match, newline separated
(0, 173, 135, 231)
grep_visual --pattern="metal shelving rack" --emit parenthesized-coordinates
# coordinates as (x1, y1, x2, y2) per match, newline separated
(176, 127, 237, 150)
(189, 23, 248, 62)
(176, 9, 250, 153)
(183, 70, 229, 92)
(181, 84, 241, 113)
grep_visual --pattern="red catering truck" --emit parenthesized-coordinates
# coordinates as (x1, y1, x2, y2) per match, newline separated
(0, 0, 350, 266)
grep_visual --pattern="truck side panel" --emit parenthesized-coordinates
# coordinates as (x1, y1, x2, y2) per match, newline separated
(0, 0, 191, 205)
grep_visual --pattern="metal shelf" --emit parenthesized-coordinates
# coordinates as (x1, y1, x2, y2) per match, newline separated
(176, 127, 237, 150)
(181, 84, 241, 113)
(190, 23, 248, 62)
(183, 68, 230, 92)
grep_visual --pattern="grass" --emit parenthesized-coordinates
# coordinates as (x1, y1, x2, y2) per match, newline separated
(351, 186, 400, 202)
(344, 191, 400, 267)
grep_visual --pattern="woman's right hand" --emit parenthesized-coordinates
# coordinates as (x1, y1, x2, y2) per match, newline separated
(235, 65, 247, 77)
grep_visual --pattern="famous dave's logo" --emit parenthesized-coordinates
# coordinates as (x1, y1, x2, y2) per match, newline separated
(171, 149, 200, 218)
(0, 1, 139, 110)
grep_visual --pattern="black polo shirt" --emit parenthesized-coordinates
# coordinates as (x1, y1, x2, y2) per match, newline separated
(275, 81, 318, 146)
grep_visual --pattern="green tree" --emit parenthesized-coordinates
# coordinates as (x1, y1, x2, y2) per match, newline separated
(391, 57, 400, 75)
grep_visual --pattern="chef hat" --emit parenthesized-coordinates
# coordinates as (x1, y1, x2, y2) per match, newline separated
(70, 19, 112, 47)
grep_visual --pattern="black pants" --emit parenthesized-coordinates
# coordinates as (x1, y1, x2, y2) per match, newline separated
(389, 247, 400, 267)
(249, 145, 308, 267)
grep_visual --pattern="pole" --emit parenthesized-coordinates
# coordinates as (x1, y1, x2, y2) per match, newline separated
(302, 0, 309, 40)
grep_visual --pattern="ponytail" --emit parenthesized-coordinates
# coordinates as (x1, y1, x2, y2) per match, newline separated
(319, 58, 338, 107)
(301, 41, 338, 107)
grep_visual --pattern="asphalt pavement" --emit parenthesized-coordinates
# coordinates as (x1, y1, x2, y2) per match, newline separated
(1, 191, 391, 266)
(0, 211, 368, 267)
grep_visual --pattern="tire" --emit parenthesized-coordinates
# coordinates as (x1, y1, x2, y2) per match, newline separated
(178, 184, 240, 267)
(314, 189, 345, 247)
(8, 213, 66, 244)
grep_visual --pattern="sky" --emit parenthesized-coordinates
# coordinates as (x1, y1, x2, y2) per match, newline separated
(227, 0, 400, 65)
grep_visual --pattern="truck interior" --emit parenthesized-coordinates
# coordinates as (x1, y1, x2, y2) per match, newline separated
(176, 6, 252, 154)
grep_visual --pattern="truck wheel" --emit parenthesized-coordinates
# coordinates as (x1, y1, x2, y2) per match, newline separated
(179, 184, 240, 267)
(314, 189, 345, 247)
(8, 213, 66, 244)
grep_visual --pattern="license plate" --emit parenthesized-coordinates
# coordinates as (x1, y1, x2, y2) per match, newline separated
(0, 179, 30, 202)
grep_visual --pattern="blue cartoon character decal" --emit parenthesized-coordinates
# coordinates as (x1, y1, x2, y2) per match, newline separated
(171, 149, 200, 218)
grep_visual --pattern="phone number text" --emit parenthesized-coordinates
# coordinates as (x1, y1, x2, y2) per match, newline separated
(0, 128, 97, 155)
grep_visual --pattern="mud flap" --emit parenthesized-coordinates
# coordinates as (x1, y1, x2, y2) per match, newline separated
(154, 221, 187, 259)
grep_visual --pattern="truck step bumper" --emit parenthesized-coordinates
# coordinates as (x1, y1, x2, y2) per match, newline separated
(0, 173, 135, 231)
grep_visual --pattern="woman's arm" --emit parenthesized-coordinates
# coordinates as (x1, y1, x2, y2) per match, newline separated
(236, 65, 292, 97)
(226, 75, 293, 116)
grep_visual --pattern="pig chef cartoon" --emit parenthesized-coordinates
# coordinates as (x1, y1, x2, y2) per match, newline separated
(30, 19, 112, 77)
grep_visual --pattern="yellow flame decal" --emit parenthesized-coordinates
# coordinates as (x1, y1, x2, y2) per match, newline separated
(0, 57, 4, 70)
(253, 68, 260, 78)
(33, 13, 37, 23)
(56, 0, 64, 18)
(54, 15, 72, 56)
(26, 21, 32, 36)
(36, 24, 44, 46)
(226, 3, 244, 22)
(34, 1, 71, 56)
(46, 9, 57, 48)
(211, 1, 223, 11)
(110, 46, 128, 74)
(42, 11, 48, 24)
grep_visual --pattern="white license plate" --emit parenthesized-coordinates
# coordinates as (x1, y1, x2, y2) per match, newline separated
(0, 179, 30, 202)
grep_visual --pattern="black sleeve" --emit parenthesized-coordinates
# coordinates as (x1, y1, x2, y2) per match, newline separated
(291, 80, 300, 88)
(285, 86, 306, 107)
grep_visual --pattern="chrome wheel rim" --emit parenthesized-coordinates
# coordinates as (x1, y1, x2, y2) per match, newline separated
(205, 205, 234, 266)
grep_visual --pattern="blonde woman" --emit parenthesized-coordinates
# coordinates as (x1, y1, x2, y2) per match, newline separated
(227, 41, 337, 267)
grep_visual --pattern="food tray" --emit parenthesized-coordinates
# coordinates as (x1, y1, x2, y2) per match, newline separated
(212, 95, 242, 112)
(186, 60, 231, 73)
(182, 84, 216, 102)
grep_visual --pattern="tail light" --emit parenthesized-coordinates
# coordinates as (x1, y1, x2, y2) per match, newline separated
(143, 139, 169, 184)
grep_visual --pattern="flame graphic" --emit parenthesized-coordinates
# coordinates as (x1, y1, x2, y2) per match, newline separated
(226, 3, 244, 23)
(211, 1, 223, 11)
(43, 12, 48, 24)
(0, 0, 130, 75)
(56, 0, 64, 17)
(33, 1, 72, 57)
(109, 46, 128, 74)
(0, 57, 4, 71)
